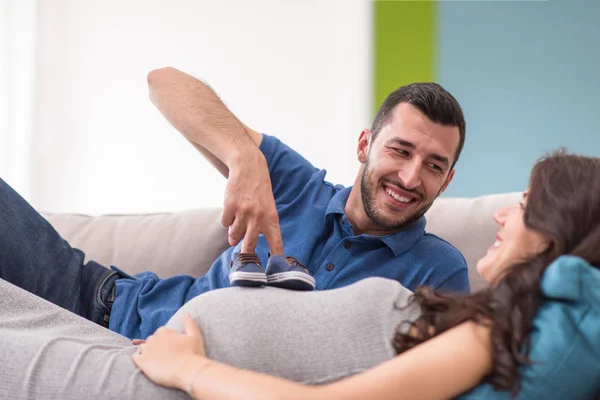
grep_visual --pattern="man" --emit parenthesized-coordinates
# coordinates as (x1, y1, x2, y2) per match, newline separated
(0, 67, 468, 340)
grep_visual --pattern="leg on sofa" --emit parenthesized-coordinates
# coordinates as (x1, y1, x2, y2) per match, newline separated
(0, 177, 115, 326)
(0, 277, 188, 400)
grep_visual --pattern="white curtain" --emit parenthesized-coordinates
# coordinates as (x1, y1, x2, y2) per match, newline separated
(0, 0, 37, 199)
(1, 0, 371, 215)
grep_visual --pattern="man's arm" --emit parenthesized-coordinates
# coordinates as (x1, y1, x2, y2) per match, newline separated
(147, 67, 281, 254)
(147, 67, 262, 177)
(438, 268, 470, 294)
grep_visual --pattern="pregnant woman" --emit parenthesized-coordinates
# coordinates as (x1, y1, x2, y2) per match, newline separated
(1, 151, 599, 400)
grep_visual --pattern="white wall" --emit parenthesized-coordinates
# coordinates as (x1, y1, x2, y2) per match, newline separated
(27, 0, 371, 214)
(1, 0, 38, 198)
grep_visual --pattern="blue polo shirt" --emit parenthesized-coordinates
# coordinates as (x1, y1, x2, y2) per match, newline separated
(110, 134, 469, 339)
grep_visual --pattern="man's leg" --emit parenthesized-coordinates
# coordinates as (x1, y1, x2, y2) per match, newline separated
(0, 177, 116, 326)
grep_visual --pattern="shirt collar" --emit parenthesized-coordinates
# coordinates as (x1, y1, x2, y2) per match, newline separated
(325, 186, 426, 256)
(325, 187, 352, 218)
(378, 217, 426, 256)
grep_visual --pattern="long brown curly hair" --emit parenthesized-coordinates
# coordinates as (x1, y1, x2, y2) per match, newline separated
(392, 151, 600, 395)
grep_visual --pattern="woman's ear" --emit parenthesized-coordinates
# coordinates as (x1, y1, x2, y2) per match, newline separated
(357, 129, 371, 164)
(538, 236, 552, 254)
(530, 232, 552, 260)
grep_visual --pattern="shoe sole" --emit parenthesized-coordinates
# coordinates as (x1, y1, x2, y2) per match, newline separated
(229, 271, 267, 287)
(267, 272, 316, 291)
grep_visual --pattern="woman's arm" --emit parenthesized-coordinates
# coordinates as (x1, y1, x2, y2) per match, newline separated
(320, 321, 492, 400)
(134, 317, 493, 400)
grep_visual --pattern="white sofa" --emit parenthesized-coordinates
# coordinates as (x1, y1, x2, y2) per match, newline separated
(43, 192, 522, 292)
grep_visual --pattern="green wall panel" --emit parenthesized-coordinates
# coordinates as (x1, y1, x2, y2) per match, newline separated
(373, 0, 437, 114)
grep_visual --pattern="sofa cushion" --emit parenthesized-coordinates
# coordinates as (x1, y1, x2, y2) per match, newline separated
(44, 209, 230, 278)
(425, 192, 522, 291)
(458, 255, 600, 399)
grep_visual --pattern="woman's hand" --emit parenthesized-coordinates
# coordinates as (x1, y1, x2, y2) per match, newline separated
(132, 314, 210, 391)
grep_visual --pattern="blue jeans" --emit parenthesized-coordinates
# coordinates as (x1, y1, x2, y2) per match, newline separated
(0, 177, 118, 327)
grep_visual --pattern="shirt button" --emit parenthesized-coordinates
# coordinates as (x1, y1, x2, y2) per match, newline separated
(326, 263, 335, 271)
(344, 241, 351, 249)
(340, 217, 345, 225)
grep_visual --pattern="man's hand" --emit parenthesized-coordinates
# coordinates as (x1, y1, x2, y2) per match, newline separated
(222, 149, 284, 255)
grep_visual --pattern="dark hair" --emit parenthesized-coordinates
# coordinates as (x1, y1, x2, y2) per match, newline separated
(392, 151, 600, 395)
(371, 83, 466, 168)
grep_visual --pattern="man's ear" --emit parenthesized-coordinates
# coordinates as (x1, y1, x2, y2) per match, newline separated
(357, 129, 371, 164)
(438, 169, 455, 196)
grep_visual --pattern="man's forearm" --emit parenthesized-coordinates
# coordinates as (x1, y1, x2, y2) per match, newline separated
(147, 67, 262, 175)
(148, 67, 283, 253)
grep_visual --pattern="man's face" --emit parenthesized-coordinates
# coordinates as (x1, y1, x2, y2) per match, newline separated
(358, 103, 459, 230)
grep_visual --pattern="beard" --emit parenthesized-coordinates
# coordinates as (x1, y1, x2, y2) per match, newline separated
(360, 156, 436, 231)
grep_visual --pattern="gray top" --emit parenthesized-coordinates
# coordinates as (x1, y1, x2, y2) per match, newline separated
(168, 277, 418, 384)
(0, 277, 419, 399)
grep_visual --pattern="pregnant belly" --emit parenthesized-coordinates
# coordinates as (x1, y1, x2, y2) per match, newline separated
(166, 277, 419, 384)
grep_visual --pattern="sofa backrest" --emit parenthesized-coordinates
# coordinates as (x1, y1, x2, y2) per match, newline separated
(44, 208, 230, 279)
(425, 192, 521, 291)
(43, 192, 521, 292)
